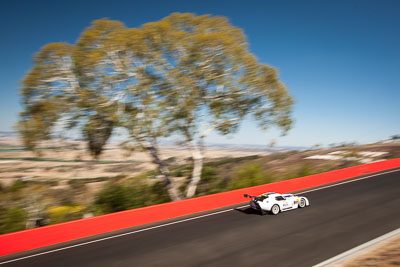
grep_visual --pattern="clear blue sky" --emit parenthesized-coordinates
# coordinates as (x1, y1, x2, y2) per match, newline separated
(1, 0, 399, 147)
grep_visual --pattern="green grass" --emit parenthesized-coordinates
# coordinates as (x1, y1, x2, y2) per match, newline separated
(0, 149, 28, 152)
(68, 177, 110, 185)
(204, 155, 260, 167)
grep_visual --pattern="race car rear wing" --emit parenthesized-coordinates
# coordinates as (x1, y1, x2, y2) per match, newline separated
(244, 194, 256, 198)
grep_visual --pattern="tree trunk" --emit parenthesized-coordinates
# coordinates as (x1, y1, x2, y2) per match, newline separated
(159, 162, 182, 202)
(184, 119, 240, 198)
(185, 140, 204, 198)
(146, 142, 182, 201)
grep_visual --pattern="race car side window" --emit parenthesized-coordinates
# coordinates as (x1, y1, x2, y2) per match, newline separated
(275, 196, 285, 201)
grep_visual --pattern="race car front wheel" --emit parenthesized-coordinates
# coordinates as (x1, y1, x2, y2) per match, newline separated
(299, 198, 306, 208)
(270, 204, 280, 215)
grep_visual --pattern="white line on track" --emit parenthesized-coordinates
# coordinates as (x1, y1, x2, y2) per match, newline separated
(1, 168, 399, 265)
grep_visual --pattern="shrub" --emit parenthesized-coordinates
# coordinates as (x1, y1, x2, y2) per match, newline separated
(171, 164, 192, 177)
(146, 181, 171, 205)
(0, 207, 27, 234)
(229, 163, 267, 190)
(297, 162, 315, 177)
(94, 179, 171, 215)
(195, 166, 228, 196)
(10, 179, 26, 192)
(47, 205, 85, 224)
(269, 153, 288, 160)
(94, 183, 129, 214)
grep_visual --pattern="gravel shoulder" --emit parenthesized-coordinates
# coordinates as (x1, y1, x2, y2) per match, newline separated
(339, 236, 400, 267)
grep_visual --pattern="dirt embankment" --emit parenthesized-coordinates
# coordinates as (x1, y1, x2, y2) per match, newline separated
(340, 236, 400, 266)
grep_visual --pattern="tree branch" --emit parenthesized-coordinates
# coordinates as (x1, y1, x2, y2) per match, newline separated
(200, 118, 240, 139)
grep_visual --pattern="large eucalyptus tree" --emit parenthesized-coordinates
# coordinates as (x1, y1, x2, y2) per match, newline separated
(18, 13, 293, 201)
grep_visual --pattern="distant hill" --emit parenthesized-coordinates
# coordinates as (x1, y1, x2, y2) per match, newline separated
(0, 131, 19, 138)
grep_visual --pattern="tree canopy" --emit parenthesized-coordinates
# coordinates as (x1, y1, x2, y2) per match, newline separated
(17, 13, 293, 200)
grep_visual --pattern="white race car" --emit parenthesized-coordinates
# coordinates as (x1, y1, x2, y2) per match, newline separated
(244, 192, 310, 215)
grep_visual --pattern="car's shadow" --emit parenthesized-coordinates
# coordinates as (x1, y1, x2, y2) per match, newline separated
(234, 207, 266, 216)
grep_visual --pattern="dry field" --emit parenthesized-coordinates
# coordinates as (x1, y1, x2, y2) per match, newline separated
(1, 133, 398, 190)
(0, 136, 271, 187)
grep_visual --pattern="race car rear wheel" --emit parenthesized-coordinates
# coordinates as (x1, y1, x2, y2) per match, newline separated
(299, 198, 306, 208)
(270, 204, 280, 215)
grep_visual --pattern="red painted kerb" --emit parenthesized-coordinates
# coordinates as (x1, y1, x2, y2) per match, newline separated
(1, 158, 399, 257)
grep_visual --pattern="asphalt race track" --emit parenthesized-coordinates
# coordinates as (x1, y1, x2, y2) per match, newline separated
(2, 169, 400, 267)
